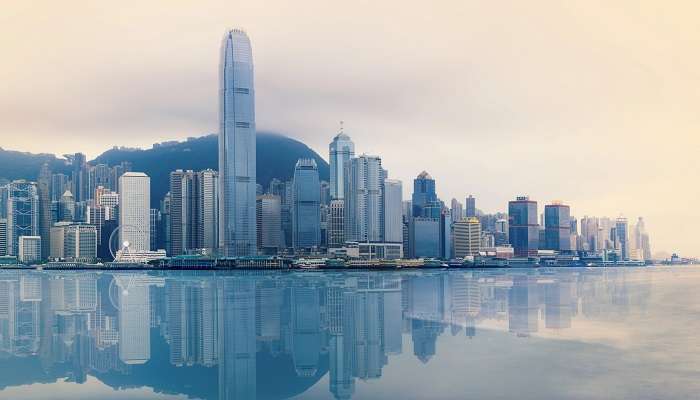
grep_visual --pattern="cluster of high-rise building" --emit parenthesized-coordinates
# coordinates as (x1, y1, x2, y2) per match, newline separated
(0, 29, 654, 265)
(0, 268, 652, 399)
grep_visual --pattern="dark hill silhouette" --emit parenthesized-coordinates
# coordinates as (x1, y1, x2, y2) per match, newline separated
(0, 132, 329, 207)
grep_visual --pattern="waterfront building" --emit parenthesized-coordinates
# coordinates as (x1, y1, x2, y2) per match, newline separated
(329, 129, 355, 200)
(615, 217, 629, 260)
(292, 159, 321, 251)
(344, 155, 384, 243)
(64, 224, 98, 262)
(384, 179, 403, 244)
(411, 171, 436, 217)
(0, 219, 6, 256)
(410, 217, 441, 258)
(49, 221, 72, 260)
(18, 236, 41, 264)
(465, 195, 476, 217)
(544, 202, 571, 252)
(219, 29, 257, 257)
(118, 172, 150, 252)
(328, 199, 345, 248)
(37, 163, 51, 259)
(7, 180, 38, 257)
(508, 196, 539, 257)
(453, 217, 482, 258)
(256, 194, 282, 255)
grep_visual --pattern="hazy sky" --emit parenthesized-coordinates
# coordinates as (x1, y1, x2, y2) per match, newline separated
(1, 1, 699, 256)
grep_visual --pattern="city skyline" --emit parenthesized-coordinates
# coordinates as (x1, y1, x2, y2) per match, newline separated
(1, 2, 698, 256)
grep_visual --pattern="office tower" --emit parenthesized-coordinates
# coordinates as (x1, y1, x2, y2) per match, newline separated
(0, 185, 7, 220)
(7, 180, 38, 256)
(329, 129, 355, 200)
(450, 199, 463, 223)
(198, 169, 219, 254)
(88, 164, 111, 199)
(544, 202, 571, 252)
(441, 208, 452, 259)
(410, 217, 441, 258)
(149, 209, 160, 251)
(118, 172, 150, 252)
(465, 195, 476, 218)
(412, 171, 436, 217)
(18, 236, 41, 264)
(328, 199, 345, 248)
(281, 181, 293, 249)
(59, 190, 75, 222)
(37, 163, 51, 259)
(292, 159, 321, 251)
(219, 29, 257, 257)
(453, 217, 481, 258)
(50, 222, 70, 259)
(50, 173, 68, 202)
(161, 193, 171, 256)
(508, 196, 539, 257)
(615, 217, 629, 260)
(256, 195, 282, 255)
(320, 204, 329, 248)
(384, 179, 403, 244)
(320, 181, 331, 206)
(168, 170, 187, 256)
(64, 224, 97, 262)
(0, 219, 6, 256)
(109, 161, 132, 190)
(69, 152, 86, 201)
(344, 155, 384, 243)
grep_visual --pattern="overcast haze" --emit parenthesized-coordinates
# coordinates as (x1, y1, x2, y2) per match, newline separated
(1, 1, 699, 256)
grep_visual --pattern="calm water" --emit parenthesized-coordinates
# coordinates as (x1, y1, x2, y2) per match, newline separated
(0, 267, 698, 400)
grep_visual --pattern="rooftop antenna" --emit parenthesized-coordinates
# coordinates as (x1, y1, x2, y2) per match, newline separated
(339, 120, 344, 133)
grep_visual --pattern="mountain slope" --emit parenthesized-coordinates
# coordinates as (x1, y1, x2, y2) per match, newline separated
(94, 132, 329, 206)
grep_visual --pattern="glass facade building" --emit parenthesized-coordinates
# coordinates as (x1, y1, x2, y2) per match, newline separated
(292, 159, 321, 251)
(219, 29, 257, 256)
(508, 196, 539, 257)
(6, 180, 38, 257)
(411, 171, 436, 217)
(329, 133, 354, 200)
(544, 203, 571, 252)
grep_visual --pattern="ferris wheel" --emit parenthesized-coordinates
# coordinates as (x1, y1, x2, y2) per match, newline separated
(108, 224, 146, 262)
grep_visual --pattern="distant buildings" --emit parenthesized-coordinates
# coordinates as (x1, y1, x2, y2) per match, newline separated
(465, 195, 476, 218)
(219, 28, 257, 257)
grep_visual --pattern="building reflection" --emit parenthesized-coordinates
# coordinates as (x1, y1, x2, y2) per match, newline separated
(0, 268, 652, 399)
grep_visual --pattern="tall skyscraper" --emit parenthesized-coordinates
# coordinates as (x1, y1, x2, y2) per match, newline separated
(328, 199, 345, 248)
(118, 172, 150, 252)
(0, 219, 7, 256)
(37, 163, 52, 259)
(344, 155, 384, 243)
(6, 180, 38, 257)
(450, 198, 463, 223)
(465, 195, 476, 218)
(508, 196, 539, 257)
(544, 202, 571, 252)
(329, 129, 355, 200)
(412, 172, 436, 217)
(453, 217, 481, 258)
(615, 217, 629, 260)
(198, 169, 219, 254)
(292, 159, 321, 251)
(384, 179, 403, 244)
(219, 29, 257, 257)
(256, 194, 282, 255)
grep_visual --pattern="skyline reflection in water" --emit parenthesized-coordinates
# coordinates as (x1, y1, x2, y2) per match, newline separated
(0, 267, 698, 399)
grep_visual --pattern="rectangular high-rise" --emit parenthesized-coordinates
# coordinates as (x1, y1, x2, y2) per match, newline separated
(292, 159, 321, 251)
(508, 196, 539, 257)
(465, 195, 476, 217)
(344, 155, 384, 243)
(544, 202, 571, 252)
(329, 131, 355, 200)
(7, 180, 38, 256)
(453, 217, 481, 258)
(384, 179, 403, 243)
(219, 29, 256, 256)
(256, 195, 282, 255)
(119, 172, 150, 252)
